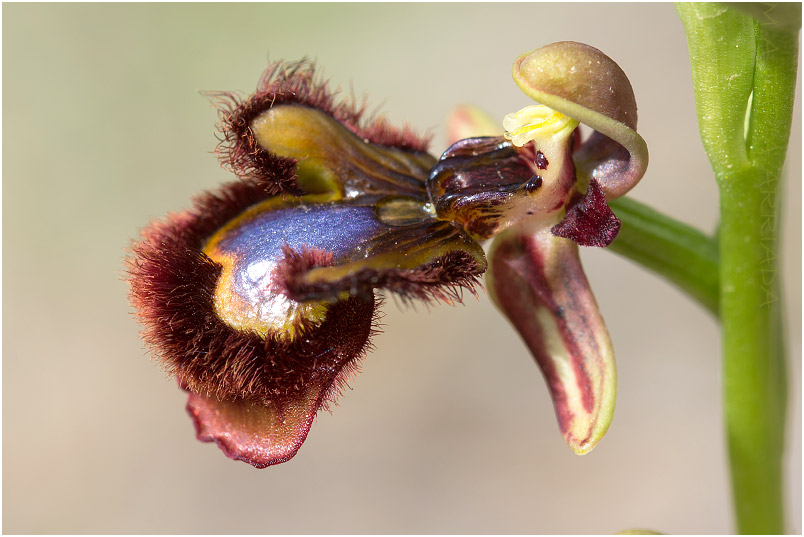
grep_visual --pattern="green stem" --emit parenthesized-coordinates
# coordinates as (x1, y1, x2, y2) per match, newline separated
(677, 3, 798, 533)
(720, 20, 797, 535)
(719, 166, 785, 534)
(608, 196, 719, 316)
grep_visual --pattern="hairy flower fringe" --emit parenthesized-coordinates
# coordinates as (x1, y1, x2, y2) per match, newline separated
(318, 297, 386, 414)
(278, 246, 484, 306)
(208, 59, 432, 196)
(126, 173, 378, 408)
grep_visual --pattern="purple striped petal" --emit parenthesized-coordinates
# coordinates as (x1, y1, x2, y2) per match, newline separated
(487, 225, 616, 454)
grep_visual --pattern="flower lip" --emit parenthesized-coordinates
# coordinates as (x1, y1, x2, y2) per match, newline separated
(185, 382, 319, 468)
(129, 59, 495, 467)
(127, 173, 380, 468)
(127, 176, 379, 408)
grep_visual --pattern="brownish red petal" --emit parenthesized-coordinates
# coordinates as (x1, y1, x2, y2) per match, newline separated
(551, 178, 621, 247)
(185, 383, 325, 468)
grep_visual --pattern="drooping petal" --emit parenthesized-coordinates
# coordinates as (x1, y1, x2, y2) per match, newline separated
(512, 41, 648, 199)
(487, 225, 617, 454)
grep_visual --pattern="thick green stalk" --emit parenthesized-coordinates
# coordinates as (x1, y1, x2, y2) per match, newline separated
(721, 19, 797, 535)
(719, 164, 785, 534)
(608, 197, 719, 316)
(677, 3, 798, 533)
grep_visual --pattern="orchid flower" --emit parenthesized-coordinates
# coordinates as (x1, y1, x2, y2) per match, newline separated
(127, 42, 647, 467)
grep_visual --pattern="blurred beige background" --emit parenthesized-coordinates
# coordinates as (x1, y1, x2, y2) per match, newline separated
(3, 3, 801, 534)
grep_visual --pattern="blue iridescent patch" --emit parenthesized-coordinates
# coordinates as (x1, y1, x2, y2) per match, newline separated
(206, 204, 386, 335)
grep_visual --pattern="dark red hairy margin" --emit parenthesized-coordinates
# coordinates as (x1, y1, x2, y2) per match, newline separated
(278, 247, 484, 306)
(210, 60, 432, 196)
(126, 174, 378, 409)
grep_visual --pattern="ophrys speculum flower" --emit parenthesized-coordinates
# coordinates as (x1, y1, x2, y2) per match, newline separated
(128, 42, 647, 467)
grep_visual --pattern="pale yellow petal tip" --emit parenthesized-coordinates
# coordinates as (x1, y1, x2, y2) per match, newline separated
(615, 529, 663, 535)
(446, 104, 503, 143)
(502, 104, 578, 147)
(569, 442, 594, 456)
(565, 415, 614, 455)
(567, 434, 601, 456)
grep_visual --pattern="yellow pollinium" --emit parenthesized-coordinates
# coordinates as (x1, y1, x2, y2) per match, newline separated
(503, 105, 578, 148)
